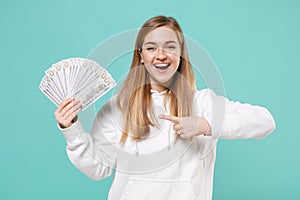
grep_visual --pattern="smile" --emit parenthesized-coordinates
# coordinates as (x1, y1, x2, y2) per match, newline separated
(153, 63, 170, 69)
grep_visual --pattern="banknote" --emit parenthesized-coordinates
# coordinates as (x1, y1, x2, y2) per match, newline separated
(39, 58, 116, 111)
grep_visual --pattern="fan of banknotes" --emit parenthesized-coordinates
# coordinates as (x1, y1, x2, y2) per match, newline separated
(39, 57, 116, 111)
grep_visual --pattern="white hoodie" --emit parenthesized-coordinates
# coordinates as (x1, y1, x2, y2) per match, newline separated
(59, 89, 276, 200)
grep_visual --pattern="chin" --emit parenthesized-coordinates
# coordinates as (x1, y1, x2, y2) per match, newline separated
(154, 78, 174, 87)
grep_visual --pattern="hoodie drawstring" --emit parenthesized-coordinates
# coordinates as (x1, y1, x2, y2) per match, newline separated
(134, 140, 139, 155)
(167, 122, 172, 150)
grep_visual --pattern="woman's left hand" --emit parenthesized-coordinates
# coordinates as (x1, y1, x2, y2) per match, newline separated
(159, 115, 212, 139)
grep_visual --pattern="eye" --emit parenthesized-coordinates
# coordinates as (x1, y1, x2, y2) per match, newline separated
(165, 45, 176, 51)
(146, 47, 157, 52)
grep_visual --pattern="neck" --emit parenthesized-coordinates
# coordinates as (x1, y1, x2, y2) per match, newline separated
(150, 83, 168, 93)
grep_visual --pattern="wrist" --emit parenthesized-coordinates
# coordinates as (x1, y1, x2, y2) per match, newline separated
(198, 117, 212, 136)
(58, 116, 78, 129)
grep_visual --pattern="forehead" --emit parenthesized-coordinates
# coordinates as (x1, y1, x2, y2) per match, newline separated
(144, 26, 179, 44)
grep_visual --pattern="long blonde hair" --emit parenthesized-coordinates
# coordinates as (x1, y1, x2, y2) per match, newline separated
(117, 16, 196, 143)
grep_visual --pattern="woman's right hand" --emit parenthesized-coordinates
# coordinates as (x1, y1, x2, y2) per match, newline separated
(54, 98, 82, 129)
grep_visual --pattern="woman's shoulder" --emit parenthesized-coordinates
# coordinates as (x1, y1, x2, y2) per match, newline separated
(94, 94, 123, 130)
(192, 88, 217, 114)
(100, 94, 118, 108)
(193, 88, 216, 101)
(95, 95, 120, 118)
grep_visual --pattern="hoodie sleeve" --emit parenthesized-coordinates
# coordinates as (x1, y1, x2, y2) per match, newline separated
(58, 99, 118, 181)
(197, 89, 276, 139)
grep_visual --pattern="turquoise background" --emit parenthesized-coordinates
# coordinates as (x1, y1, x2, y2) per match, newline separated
(1, 0, 299, 199)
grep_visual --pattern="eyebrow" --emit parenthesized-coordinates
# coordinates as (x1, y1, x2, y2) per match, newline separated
(144, 41, 178, 45)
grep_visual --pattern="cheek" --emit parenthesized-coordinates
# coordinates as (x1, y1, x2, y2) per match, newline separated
(142, 53, 154, 63)
(169, 54, 181, 67)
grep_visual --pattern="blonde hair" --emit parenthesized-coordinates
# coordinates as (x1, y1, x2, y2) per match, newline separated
(117, 16, 196, 143)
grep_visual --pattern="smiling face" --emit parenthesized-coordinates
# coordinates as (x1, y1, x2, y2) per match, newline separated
(140, 26, 181, 92)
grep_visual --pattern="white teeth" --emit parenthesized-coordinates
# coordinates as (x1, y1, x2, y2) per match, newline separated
(154, 63, 170, 68)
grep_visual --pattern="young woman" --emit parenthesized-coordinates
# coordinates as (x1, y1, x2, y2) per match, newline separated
(54, 16, 276, 200)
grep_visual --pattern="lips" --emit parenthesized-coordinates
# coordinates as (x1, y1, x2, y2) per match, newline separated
(153, 63, 170, 69)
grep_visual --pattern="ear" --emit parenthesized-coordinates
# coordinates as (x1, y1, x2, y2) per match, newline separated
(139, 51, 144, 64)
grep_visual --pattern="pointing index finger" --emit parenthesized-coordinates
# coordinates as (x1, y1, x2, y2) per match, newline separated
(158, 115, 180, 123)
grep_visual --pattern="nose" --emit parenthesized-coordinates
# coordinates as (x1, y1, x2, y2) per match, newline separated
(156, 48, 167, 61)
